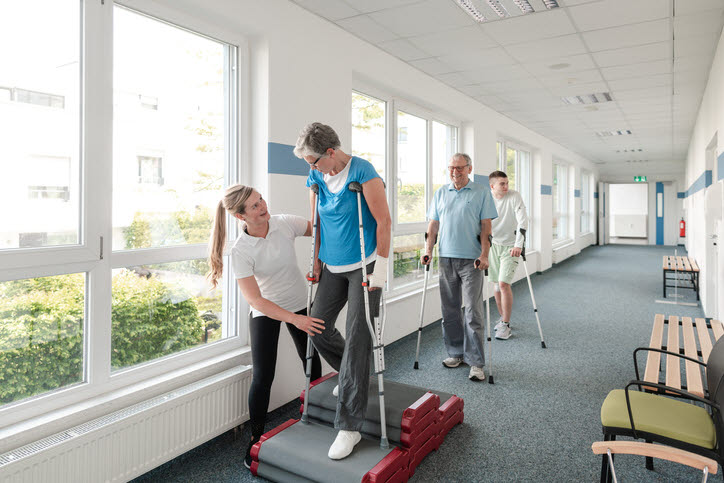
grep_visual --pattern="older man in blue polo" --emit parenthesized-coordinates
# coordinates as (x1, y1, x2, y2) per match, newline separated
(421, 153, 497, 382)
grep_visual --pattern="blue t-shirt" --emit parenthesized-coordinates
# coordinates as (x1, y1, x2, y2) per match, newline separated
(306, 157, 382, 266)
(428, 180, 498, 259)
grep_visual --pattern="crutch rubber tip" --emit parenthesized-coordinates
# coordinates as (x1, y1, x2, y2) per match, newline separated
(487, 337, 491, 342)
(541, 341, 547, 349)
(414, 362, 419, 370)
(488, 375, 494, 384)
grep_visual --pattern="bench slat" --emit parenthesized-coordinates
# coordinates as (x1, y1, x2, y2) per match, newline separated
(677, 257, 687, 271)
(681, 317, 704, 397)
(666, 316, 681, 390)
(689, 258, 700, 272)
(662, 256, 669, 270)
(644, 314, 665, 386)
(695, 318, 714, 363)
(682, 257, 692, 271)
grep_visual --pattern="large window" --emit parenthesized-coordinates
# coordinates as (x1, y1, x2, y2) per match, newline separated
(580, 170, 592, 234)
(496, 140, 532, 248)
(352, 92, 457, 291)
(0, 1, 242, 416)
(553, 162, 569, 242)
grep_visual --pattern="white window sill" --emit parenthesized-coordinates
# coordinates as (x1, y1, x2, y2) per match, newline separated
(552, 239, 574, 251)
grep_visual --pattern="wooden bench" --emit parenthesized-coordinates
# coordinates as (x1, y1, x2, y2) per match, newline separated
(642, 314, 724, 398)
(662, 256, 700, 301)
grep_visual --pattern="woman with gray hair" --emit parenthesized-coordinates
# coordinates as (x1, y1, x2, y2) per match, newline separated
(294, 122, 391, 460)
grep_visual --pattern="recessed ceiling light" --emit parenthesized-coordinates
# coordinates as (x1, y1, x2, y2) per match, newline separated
(455, 0, 486, 22)
(486, 0, 509, 17)
(562, 92, 612, 105)
(595, 130, 632, 137)
(542, 0, 559, 8)
(512, 0, 534, 13)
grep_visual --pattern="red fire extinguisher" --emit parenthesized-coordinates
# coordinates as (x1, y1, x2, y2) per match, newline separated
(679, 218, 686, 238)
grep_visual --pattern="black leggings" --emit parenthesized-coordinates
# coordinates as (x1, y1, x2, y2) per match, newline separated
(248, 308, 322, 437)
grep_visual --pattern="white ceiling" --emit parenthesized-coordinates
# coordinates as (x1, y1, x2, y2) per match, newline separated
(291, 0, 724, 176)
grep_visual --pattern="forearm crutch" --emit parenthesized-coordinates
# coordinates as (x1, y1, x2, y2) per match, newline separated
(301, 184, 320, 424)
(519, 228, 546, 349)
(349, 181, 389, 449)
(414, 232, 436, 370)
(475, 234, 494, 384)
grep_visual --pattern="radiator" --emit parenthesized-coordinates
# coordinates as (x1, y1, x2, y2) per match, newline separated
(0, 365, 251, 483)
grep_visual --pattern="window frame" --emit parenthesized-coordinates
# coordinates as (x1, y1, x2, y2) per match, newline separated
(580, 170, 593, 235)
(552, 161, 570, 246)
(0, 0, 250, 427)
(351, 84, 460, 296)
(496, 138, 534, 251)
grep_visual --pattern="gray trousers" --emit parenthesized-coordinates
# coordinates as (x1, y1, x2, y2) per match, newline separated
(439, 257, 485, 367)
(309, 262, 380, 431)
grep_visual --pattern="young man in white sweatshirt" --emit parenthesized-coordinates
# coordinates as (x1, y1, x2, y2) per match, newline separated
(488, 170, 528, 340)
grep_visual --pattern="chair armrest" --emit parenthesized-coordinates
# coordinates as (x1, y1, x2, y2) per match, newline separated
(591, 441, 718, 474)
(623, 380, 720, 440)
(632, 347, 706, 381)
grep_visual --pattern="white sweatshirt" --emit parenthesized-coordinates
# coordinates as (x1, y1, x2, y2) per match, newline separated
(491, 189, 528, 248)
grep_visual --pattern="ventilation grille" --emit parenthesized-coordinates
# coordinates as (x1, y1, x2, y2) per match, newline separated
(562, 92, 612, 105)
(596, 130, 632, 137)
(455, 0, 559, 23)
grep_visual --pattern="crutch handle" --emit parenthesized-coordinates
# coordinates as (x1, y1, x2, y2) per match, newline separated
(422, 255, 431, 269)
(473, 258, 489, 276)
(518, 228, 527, 261)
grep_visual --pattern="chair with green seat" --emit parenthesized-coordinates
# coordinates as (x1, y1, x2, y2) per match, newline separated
(599, 336, 724, 482)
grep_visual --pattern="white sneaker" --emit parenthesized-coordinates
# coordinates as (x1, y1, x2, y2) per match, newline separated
(469, 366, 485, 381)
(332, 384, 338, 397)
(495, 323, 512, 340)
(493, 319, 506, 332)
(442, 357, 463, 368)
(328, 430, 361, 460)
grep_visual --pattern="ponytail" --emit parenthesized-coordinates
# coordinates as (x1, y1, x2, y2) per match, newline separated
(206, 184, 255, 289)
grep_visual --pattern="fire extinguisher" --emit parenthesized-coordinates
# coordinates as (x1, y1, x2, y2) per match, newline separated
(679, 218, 686, 238)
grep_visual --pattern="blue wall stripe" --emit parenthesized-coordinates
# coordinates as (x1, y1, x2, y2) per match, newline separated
(677, 192, 685, 199)
(719, 152, 724, 181)
(474, 174, 489, 186)
(681, 170, 713, 198)
(541, 185, 552, 195)
(268, 142, 309, 176)
(656, 182, 664, 245)
(574, 189, 581, 198)
(594, 192, 599, 199)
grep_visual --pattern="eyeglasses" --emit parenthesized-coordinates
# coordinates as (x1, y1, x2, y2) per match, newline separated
(309, 150, 329, 169)
(448, 164, 470, 172)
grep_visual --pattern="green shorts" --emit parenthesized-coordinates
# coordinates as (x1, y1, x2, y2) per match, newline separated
(489, 243, 519, 284)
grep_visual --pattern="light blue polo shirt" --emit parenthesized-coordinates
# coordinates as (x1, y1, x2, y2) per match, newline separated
(428, 180, 498, 259)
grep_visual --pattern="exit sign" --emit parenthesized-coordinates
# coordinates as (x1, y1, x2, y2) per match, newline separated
(634, 176, 647, 182)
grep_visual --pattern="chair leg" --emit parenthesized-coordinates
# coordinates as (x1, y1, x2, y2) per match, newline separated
(645, 438, 654, 470)
(600, 434, 614, 483)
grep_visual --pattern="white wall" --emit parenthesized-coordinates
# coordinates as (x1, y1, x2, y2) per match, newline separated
(126, 0, 599, 412)
(682, 25, 724, 319)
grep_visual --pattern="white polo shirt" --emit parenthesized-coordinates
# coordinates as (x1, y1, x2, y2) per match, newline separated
(231, 214, 308, 318)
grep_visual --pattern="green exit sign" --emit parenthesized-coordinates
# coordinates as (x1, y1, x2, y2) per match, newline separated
(634, 176, 647, 182)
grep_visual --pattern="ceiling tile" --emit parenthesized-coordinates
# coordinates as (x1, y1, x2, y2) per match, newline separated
(458, 84, 492, 97)
(582, 19, 670, 52)
(567, 0, 669, 32)
(369, 0, 473, 38)
(459, 64, 532, 83)
(607, 73, 672, 91)
(505, 34, 588, 62)
(407, 26, 498, 57)
(480, 9, 576, 45)
(377, 38, 430, 61)
(480, 76, 545, 93)
(591, 42, 672, 68)
(408, 57, 455, 76)
(436, 71, 478, 87)
(614, 85, 673, 101)
(292, 0, 361, 20)
(675, 33, 720, 58)
(675, 0, 724, 15)
(601, 59, 672, 80)
(548, 81, 609, 96)
(337, 15, 398, 43)
(341, 0, 424, 14)
(537, 69, 604, 88)
(523, 55, 597, 78)
(674, 10, 724, 39)
(438, 47, 516, 70)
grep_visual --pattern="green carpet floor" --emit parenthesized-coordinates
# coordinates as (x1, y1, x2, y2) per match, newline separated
(134, 244, 711, 482)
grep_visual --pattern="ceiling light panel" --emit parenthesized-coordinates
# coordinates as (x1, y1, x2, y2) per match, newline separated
(595, 130, 632, 137)
(453, 0, 558, 23)
(561, 92, 612, 105)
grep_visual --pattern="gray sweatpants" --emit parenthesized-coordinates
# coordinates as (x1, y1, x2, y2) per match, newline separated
(439, 257, 485, 367)
(309, 262, 380, 431)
